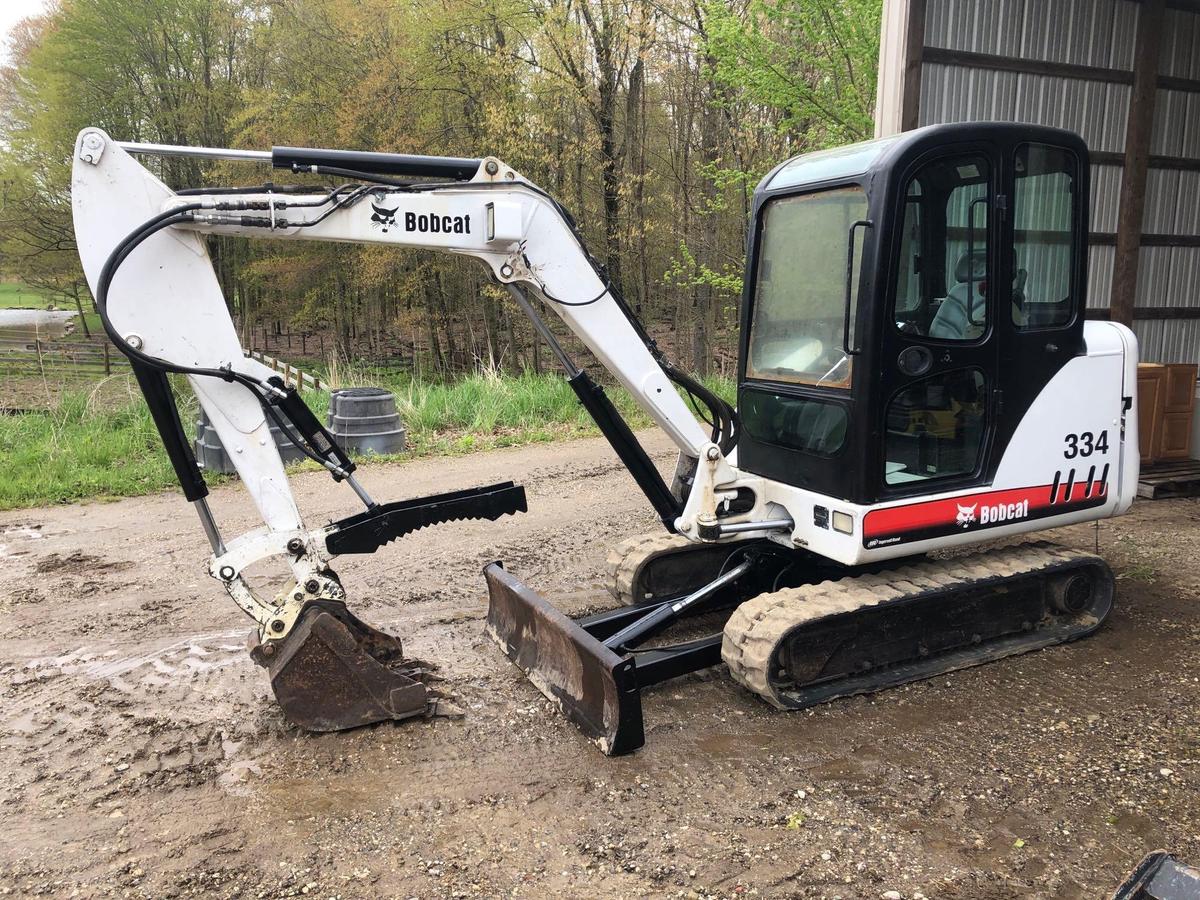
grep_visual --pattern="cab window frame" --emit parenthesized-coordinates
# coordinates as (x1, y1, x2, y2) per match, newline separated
(1009, 142, 1083, 334)
(743, 178, 872, 392)
(881, 366, 990, 489)
(739, 384, 851, 458)
(888, 148, 997, 347)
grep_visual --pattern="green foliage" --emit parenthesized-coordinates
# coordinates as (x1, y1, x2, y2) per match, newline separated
(0, 391, 184, 508)
(0, 0, 884, 378)
(663, 241, 744, 299)
(0, 371, 735, 509)
(704, 0, 881, 148)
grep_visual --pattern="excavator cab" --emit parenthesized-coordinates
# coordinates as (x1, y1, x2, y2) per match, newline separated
(737, 123, 1088, 506)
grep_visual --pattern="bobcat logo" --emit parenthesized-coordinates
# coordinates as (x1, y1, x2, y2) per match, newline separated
(370, 202, 399, 233)
(955, 503, 977, 528)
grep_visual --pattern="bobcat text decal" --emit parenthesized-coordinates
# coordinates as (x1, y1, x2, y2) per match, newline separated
(404, 212, 471, 234)
(863, 464, 1109, 549)
(369, 205, 472, 236)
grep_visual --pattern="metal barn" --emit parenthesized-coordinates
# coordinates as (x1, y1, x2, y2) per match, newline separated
(875, 0, 1200, 366)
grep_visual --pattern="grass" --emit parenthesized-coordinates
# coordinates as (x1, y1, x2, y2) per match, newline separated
(0, 389, 186, 509)
(0, 370, 735, 510)
(0, 282, 54, 309)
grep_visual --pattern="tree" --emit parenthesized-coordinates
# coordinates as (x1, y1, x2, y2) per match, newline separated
(0, 0, 884, 374)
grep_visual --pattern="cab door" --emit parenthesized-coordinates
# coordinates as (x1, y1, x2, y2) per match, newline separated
(877, 146, 1001, 497)
(992, 141, 1088, 474)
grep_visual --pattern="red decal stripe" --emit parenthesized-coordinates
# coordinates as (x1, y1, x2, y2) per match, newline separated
(863, 480, 1106, 539)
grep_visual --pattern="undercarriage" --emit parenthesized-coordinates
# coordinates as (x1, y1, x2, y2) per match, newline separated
(487, 534, 1114, 754)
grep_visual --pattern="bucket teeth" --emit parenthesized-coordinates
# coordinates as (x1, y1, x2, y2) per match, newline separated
(250, 602, 429, 732)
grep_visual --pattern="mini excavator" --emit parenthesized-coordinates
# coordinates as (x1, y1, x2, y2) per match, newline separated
(71, 123, 1138, 754)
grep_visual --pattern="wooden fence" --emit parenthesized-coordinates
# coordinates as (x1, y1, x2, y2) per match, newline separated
(0, 337, 128, 379)
(0, 336, 323, 393)
(246, 350, 323, 391)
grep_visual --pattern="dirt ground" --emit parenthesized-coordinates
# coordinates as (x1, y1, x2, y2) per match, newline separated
(1, 432, 1198, 899)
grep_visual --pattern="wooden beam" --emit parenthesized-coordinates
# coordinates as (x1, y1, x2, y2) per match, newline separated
(1090, 151, 1200, 171)
(1159, 74, 1200, 93)
(1110, 0, 1166, 329)
(1132, 0, 1200, 16)
(921, 47, 1200, 96)
(1090, 232, 1200, 247)
(922, 47, 1134, 85)
(901, 0, 926, 131)
(1087, 307, 1200, 320)
(874, 0, 926, 136)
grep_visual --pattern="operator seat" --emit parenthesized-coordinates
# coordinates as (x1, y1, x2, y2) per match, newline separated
(929, 249, 986, 340)
(928, 250, 1031, 338)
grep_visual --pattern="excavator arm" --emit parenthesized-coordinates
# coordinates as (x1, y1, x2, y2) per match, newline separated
(70, 128, 758, 735)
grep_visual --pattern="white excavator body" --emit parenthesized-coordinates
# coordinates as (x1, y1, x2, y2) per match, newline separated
(71, 123, 1138, 752)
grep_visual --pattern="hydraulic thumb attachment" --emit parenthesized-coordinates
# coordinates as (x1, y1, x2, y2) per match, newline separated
(262, 376, 357, 480)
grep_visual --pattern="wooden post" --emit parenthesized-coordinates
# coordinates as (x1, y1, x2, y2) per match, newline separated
(900, 0, 926, 132)
(103, 341, 110, 376)
(1110, 0, 1165, 328)
(873, 0, 926, 136)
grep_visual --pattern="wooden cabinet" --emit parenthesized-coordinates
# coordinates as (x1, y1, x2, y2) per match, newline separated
(1137, 363, 1197, 464)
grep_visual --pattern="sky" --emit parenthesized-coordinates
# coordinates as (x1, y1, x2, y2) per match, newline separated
(0, 0, 49, 67)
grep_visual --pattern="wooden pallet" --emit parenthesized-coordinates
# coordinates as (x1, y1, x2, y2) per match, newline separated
(1137, 459, 1200, 499)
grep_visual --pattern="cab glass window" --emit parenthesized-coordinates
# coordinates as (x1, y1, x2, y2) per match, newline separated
(885, 369, 986, 485)
(892, 154, 991, 342)
(741, 390, 848, 457)
(747, 186, 868, 388)
(1013, 144, 1077, 329)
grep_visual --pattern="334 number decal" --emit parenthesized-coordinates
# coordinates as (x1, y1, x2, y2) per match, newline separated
(1064, 430, 1109, 459)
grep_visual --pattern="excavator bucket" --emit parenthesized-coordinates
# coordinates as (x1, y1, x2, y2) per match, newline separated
(1112, 852, 1200, 900)
(250, 601, 429, 731)
(484, 563, 645, 755)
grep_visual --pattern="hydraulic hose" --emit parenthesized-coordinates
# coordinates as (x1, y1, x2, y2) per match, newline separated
(94, 204, 355, 478)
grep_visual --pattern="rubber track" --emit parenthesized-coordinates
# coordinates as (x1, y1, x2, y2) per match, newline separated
(605, 532, 693, 604)
(722, 541, 1102, 708)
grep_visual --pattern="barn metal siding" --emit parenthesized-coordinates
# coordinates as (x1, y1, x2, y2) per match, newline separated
(924, 0, 1138, 69)
(1150, 89, 1200, 157)
(918, 66, 1131, 152)
(1090, 163, 1122, 233)
(1133, 319, 1200, 364)
(1144, 169, 1200, 234)
(1088, 244, 1116, 308)
(909, 0, 1200, 363)
(1160, 7, 1200, 78)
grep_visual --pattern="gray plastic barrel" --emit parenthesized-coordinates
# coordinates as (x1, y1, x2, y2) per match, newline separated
(195, 408, 308, 475)
(327, 387, 406, 455)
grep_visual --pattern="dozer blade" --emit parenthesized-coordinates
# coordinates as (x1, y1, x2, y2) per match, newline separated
(250, 601, 429, 732)
(483, 563, 644, 755)
(1112, 852, 1200, 900)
